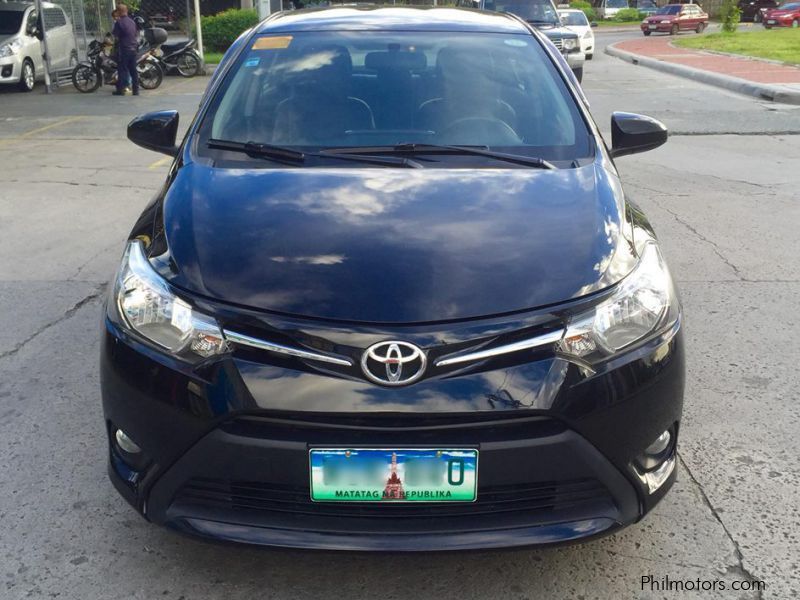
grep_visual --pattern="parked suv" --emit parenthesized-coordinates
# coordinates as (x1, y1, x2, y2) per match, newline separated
(456, 0, 585, 82)
(0, 1, 77, 91)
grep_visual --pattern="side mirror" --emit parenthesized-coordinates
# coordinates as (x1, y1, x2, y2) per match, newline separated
(127, 110, 179, 156)
(34, 15, 44, 40)
(610, 112, 668, 158)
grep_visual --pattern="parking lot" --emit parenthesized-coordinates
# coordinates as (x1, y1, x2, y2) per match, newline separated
(1, 29, 799, 600)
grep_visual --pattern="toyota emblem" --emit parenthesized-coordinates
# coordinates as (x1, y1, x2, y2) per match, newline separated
(361, 341, 427, 386)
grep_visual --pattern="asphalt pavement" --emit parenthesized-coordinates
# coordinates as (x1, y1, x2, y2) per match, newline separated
(1, 30, 799, 599)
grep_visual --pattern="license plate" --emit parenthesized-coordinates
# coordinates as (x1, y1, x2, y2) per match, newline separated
(767, 19, 776, 23)
(309, 448, 478, 502)
(648, 24, 658, 29)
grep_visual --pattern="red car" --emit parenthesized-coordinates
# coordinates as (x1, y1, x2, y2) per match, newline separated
(641, 3, 709, 35)
(763, 1, 800, 27)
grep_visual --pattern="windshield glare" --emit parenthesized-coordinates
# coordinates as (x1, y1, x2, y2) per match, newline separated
(486, 0, 560, 23)
(655, 5, 681, 14)
(560, 11, 589, 25)
(205, 31, 590, 163)
(0, 11, 24, 35)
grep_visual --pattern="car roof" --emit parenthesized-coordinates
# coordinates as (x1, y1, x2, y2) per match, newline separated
(0, 1, 59, 11)
(257, 7, 531, 34)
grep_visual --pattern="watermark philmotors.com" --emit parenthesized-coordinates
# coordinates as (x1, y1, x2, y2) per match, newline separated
(641, 575, 766, 593)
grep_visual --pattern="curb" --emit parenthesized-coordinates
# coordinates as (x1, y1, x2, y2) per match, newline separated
(605, 43, 800, 105)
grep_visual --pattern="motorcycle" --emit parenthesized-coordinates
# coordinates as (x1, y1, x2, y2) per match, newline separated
(151, 38, 203, 78)
(71, 28, 166, 93)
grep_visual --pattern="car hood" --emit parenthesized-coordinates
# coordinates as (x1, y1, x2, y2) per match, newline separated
(0, 34, 18, 45)
(767, 9, 796, 14)
(158, 162, 637, 323)
(542, 27, 579, 39)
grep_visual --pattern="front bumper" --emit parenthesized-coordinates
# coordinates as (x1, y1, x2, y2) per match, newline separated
(0, 56, 22, 84)
(764, 17, 796, 25)
(565, 50, 585, 69)
(101, 299, 685, 551)
(642, 22, 675, 32)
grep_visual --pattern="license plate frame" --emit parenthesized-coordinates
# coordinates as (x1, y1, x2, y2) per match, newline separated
(309, 448, 478, 503)
(648, 24, 658, 29)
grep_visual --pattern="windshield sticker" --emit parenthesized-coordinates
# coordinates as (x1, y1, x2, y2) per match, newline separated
(504, 39, 528, 47)
(252, 35, 293, 50)
(244, 57, 260, 67)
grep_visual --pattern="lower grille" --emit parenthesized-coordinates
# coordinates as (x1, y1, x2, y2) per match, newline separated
(550, 37, 564, 51)
(174, 477, 613, 521)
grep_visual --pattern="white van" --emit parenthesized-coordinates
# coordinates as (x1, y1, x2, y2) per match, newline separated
(597, 0, 630, 19)
(0, 2, 78, 91)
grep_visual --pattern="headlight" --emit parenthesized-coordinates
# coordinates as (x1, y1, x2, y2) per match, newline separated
(660, 19, 672, 23)
(559, 243, 678, 363)
(562, 38, 578, 51)
(0, 38, 23, 58)
(583, 30, 593, 39)
(114, 240, 228, 359)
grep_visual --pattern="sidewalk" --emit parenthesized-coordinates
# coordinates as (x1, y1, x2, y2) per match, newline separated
(606, 35, 800, 104)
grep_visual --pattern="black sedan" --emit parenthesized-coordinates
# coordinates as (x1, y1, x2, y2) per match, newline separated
(102, 7, 684, 551)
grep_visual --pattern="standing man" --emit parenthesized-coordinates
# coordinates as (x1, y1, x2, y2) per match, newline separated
(112, 3, 138, 96)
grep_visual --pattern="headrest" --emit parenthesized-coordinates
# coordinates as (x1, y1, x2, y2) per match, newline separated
(436, 45, 492, 74)
(364, 50, 427, 72)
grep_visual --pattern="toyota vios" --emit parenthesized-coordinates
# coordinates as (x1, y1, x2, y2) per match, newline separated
(102, 7, 684, 551)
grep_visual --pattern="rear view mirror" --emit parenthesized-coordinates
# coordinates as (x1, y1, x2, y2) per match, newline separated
(127, 110, 180, 156)
(609, 112, 668, 158)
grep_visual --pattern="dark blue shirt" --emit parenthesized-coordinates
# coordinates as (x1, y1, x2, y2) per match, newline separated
(112, 15, 138, 53)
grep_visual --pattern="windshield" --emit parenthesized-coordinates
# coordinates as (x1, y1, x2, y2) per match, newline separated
(202, 31, 591, 165)
(778, 2, 799, 8)
(655, 5, 681, 14)
(485, 0, 560, 24)
(0, 11, 24, 35)
(559, 11, 589, 25)
(606, 0, 629, 7)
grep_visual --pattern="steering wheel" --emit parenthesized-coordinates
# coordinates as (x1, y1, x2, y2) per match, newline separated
(439, 117, 522, 146)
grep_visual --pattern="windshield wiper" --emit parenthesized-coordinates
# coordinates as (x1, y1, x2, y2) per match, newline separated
(208, 139, 422, 168)
(321, 143, 556, 170)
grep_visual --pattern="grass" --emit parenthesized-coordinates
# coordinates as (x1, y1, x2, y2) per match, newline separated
(674, 29, 800, 65)
(203, 51, 225, 65)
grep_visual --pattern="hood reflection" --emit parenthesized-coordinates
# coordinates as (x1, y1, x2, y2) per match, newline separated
(163, 163, 636, 323)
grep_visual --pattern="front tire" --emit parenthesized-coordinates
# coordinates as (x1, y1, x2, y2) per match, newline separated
(643, 30, 652, 35)
(572, 66, 583, 83)
(586, 53, 593, 60)
(754, 10, 762, 22)
(670, 24, 679, 35)
(696, 22, 705, 33)
(18, 59, 35, 92)
(137, 60, 163, 90)
(793, 18, 799, 27)
(71, 64, 101, 93)
(175, 52, 201, 77)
